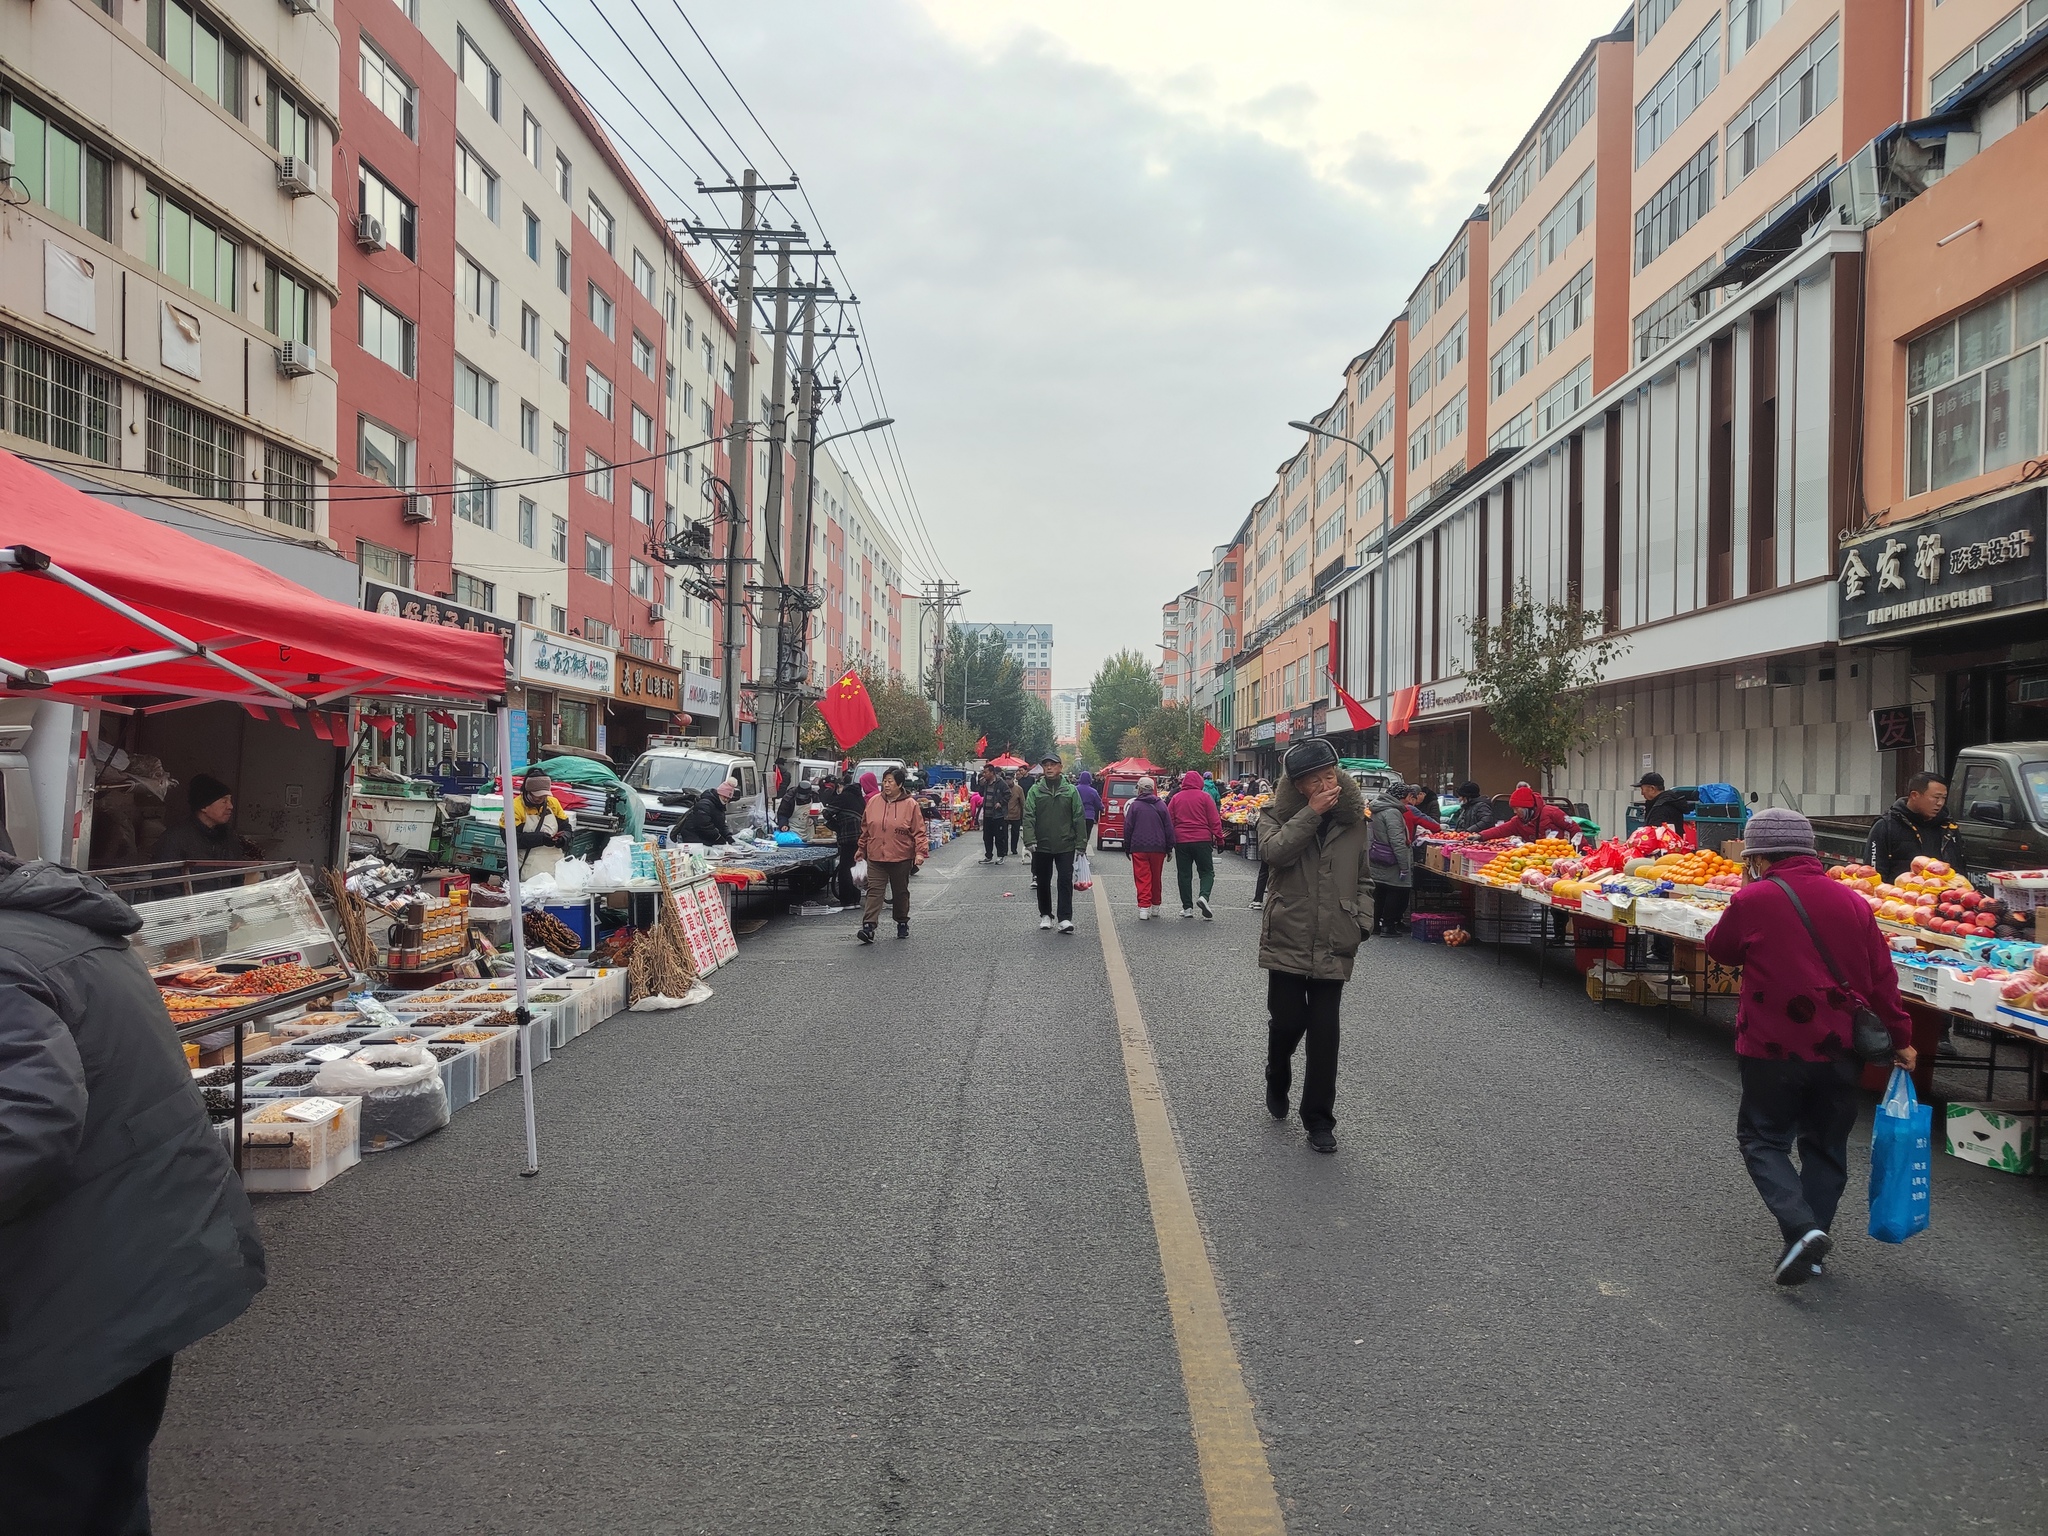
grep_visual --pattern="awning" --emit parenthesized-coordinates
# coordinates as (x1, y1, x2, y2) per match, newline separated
(0, 451, 505, 711)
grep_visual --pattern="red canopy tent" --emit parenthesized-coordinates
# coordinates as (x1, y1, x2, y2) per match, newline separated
(1100, 755, 1165, 776)
(0, 451, 543, 1173)
(987, 753, 1029, 770)
(0, 450, 504, 710)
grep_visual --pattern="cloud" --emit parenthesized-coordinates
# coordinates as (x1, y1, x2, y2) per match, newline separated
(540, 0, 1538, 686)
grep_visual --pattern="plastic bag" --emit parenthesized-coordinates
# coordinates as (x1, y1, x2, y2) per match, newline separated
(520, 872, 557, 907)
(309, 1043, 450, 1152)
(551, 857, 594, 896)
(1074, 853, 1092, 888)
(1869, 1066, 1932, 1243)
(850, 858, 868, 889)
(594, 836, 637, 887)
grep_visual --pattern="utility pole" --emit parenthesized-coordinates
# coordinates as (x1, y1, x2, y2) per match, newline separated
(752, 236, 794, 791)
(777, 278, 821, 771)
(920, 579, 970, 752)
(714, 171, 758, 753)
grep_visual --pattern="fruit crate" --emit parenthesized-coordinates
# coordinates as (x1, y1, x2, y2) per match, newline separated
(1409, 913, 1464, 944)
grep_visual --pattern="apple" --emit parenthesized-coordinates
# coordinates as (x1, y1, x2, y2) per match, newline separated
(2000, 972, 2042, 1000)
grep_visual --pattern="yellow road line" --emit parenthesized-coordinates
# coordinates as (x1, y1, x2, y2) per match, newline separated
(1091, 877, 1287, 1536)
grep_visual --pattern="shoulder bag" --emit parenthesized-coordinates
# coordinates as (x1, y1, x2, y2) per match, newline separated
(1765, 875, 1898, 1064)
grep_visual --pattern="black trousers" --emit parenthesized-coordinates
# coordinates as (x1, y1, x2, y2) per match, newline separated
(1033, 849, 1075, 921)
(1736, 1055, 1861, 1245)
(1373, 883, 1410, 931)
(983, 817, 1007, 859)
(0, 1355, 172, 1535)
(1254, 861, 1270, 902)
(1009, 819, 1022, 854)
(835, 843, 860, 905)
(1266, 971, 1343, 1131)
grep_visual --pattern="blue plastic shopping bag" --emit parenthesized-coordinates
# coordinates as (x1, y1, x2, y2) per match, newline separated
(1868, 1067, 1931, 1244)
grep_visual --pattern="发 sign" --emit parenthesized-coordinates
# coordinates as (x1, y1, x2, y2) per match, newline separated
(1837, 488, 2046, 640)
(1870, 705, 1923, 753)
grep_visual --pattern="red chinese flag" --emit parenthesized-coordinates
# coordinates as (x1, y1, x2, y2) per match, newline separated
(818, 669, 879, 749)
(1201, 719, 1222, 754)
(975, 735, 988, 756)
(1389, 685, 1420, 738)
(1332, 682, 1378, 733)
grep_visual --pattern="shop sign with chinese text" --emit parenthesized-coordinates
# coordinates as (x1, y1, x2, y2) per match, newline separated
(614, 654, 681, 710)
(364, 582, 516, 655)
(513, 624, 614, 693)
(1838, 488, 2045, 641)
(680, 671, 723, 718)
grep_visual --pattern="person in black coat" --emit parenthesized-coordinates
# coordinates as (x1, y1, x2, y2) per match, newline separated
(670, 780, 736, 846)
(145, 772, 256, 863)
(1635, 772, 1692, 830)
(1869, 771, 1964, 882)
(0, 854, 266, 1529)
(831, 776, 869, 905)
(1451, 781, 1503, 833)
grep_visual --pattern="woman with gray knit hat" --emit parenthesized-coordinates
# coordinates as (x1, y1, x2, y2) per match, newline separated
(1706, 807, 1916, 1286)
(1254, 737, 1374, 1154)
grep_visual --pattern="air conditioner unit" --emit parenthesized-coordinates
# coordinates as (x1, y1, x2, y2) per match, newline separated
(401, 492, 434, 524)
(353, 213, 386, 251)
(276, 156, 316, 197)
(275, 341, 317, 378)
(280, 0, 319, 13)
(647, 602, 666, 621)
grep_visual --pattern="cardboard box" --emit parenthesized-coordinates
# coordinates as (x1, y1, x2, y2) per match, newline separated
(1944, 1102, 2039, 1174)
(1721, 839, 1746, 860)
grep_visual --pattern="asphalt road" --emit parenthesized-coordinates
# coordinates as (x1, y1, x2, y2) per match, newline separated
(155, 833, 2048, 1534)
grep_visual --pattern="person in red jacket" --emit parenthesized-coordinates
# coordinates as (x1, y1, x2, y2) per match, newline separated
(1706, 808, 1916, 1286)
(1167, 769, 1224, 919)
(1477, 784, 1577, 841)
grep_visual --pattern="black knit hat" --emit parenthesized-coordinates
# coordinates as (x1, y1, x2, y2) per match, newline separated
(187, 772, 233, 813)
(1282, 738, 1339, 781)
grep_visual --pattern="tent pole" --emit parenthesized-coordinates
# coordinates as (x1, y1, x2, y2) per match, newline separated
(498, 702, 539, 1177)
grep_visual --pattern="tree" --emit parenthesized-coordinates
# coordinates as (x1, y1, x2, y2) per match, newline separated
(932, 625, 1027, 759)
(1016, 693, 1058, 765)
(1457, 586, 1630, 793)
(1136, 702, 1221, 778)
(1085, 650, 1162, 767)
(798, 663, 937, 763)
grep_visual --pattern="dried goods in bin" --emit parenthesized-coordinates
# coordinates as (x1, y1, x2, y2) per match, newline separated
(523, 910, 583, 954)
(216, 961, 335, 996)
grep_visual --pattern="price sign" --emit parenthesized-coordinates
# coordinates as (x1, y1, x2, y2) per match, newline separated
(282, 1097, 345, 1122)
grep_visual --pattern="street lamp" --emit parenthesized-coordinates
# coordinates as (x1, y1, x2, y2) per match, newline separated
(1172, 591, 1238, 760)
(1289, 419, 1393, 764)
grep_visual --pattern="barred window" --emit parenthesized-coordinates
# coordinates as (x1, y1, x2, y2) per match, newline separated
(262, 442, 315, 529)
(3, 331, 118, 463)
(146, 391, 241, 502)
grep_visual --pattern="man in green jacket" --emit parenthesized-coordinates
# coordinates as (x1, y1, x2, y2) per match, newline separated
(1023, 752, 1089, 935)
(1255, 738, 1374, 1153)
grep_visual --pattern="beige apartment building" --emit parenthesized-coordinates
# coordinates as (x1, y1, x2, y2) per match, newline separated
(1, 0, 344, 586)
(1402, 213, 1489, 517)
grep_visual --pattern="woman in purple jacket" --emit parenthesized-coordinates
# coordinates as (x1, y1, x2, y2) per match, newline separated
(1122, 776, 1175, 920)
(1075, 769, 1103, 852)
(1706, 808, 1917, 1287)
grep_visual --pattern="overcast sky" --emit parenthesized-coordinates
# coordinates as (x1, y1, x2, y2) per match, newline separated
(535, 0, 1629, 690)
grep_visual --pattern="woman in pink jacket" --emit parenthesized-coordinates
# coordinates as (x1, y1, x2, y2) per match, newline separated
(1167, 769, 1224, 919)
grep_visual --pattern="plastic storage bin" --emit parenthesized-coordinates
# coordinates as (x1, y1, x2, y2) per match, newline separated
(237, 1097, 362, 1193)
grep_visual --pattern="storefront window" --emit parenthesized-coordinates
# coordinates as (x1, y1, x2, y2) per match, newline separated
(558, 698, 594, 749)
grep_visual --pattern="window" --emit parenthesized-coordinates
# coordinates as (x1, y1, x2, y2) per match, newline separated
(518, 594, 538, 623)
(358, 164, 416, 258)
(1634, 138, 1715, 270)
(148, 0, 243, 116)
(1932, 3, 2041, 106)
(703, 338, 716, 376)
(1435, 314, 1466, 383)
(5, 99, 114, 240)
(1538, 164, 1595, 268)
(1489, 405, 1534, 453)
(520, 400, 540, 454)
(1315, 512, 1348, 557)
(630, 559, 652, 597)
(1728, 0, 1788, 66)
(588, 282, 615, 339)
(459, 254, 499, 328)
(633, 251, 657, 302)
(524, 110, 543, 168)
(632, 405, 654, 449)
(1491, 235, 1536, 320)
(551, 604, 569, 634)
(702, 399, 716, 436)
(1434, 234, 1468, 307)
(1356, 342, 1394, 401)
(1541, 68, 1594, 173)
(457, 31, 499, 118)
(1409, 422, 1431, 469)
(1637, 18, 1720, 166)
(1633, 258, 1719, 363)
(584, 450, 613, 499)
(518, 497, 537, 549)
(1408, 357, 1432, 406)
(1491, 321, 1534, 399)
(1408, 282, 1435, 333)
(583, 618, 616, 648)
(1286, 499, 1309, 535)
(358, 417, 412, 486)
(586, 365, 614, 419)
(584, 536, 612, 582)
(586, 194, 615, 253)
(146, 391, 240, 502)
(1359, 400, 1395, 459)
(550, 515, 568, 561)
(666, 362, 678, 402)
(257, 445, 314, 529)
(1492, 149, 1534, 230)
(358, 35, 416, 138)
(552, 424, 569, 472)
(359, 289, 416, 376)
(359, 540, 414, 588)
(523, 208, 541, 262)
(267, 84, 313, 163)
(519, 305, 541, 358)
(1433, 389, 1466, 448)
(1535, 358, 1593, 435)
(453, 572, 496, 612)
(144, 189, 238, 308)
(1726, 18, 1839, 191)
(455, 358, 498, 426)
(1905, 274, 2048, 495)
(555, 244, 570, 294)
(265, 264, 312, 345)
(632, 331, 655, 378)
(1315, 460, 1346, 505)
(452, 465, 495, 529)
(1638, 0, 1684, 51)
(1, 329, 118, 463)
(632, 482, 654, 524)
(553, 333, 570, 384)
(1537, 263, 1594, 358)
(457, 141, 499, 221)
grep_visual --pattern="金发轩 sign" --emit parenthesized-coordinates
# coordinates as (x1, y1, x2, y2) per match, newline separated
(1838, 489, 2045, 641)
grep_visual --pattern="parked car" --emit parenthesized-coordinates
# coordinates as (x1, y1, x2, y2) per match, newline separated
(1808, 742, 2048, 880)
(623, 745, 764, 837)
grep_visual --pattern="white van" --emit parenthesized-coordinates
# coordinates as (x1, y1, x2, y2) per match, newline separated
(624, 745, 764, 837)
